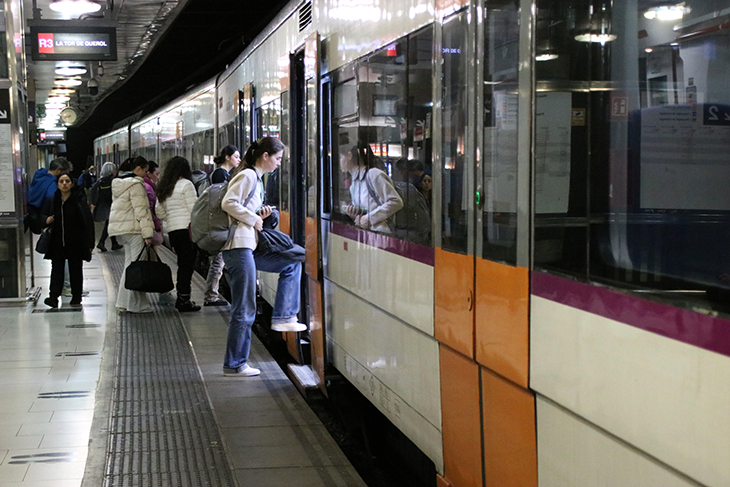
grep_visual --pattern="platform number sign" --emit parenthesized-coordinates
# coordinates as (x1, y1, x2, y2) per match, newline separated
(0, 89, 10, 124)
(703, 104, 730, 126)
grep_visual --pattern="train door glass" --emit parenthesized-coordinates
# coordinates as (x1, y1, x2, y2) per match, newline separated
(441, 12, 470, 254)
(280, 92, 291, 213)
(305, 77, 318, 219)
(480, 0, 520, 265)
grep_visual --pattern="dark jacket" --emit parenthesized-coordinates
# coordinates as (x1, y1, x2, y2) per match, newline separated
(89, 174, 113, 222)
(42, 188, 95, 262)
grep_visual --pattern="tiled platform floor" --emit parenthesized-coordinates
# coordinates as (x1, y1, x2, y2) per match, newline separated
(0, 240, 365, 487)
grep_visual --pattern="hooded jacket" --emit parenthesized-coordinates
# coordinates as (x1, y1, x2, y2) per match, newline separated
(27, 168, 59, 209)
(108, 172, 154, 238)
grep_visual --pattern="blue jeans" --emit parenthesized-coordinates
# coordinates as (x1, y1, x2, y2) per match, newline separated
(255, 251, 302, 324)
(221, 247, 303, 369)
(222, 248, 257, 370)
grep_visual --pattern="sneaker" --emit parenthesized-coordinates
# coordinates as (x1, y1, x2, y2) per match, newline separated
(223, 364, 260, 377)
(175, 300, 201, 312)
(43, 296, 58, 308)
(271, 321, 307, 332)
(204, 299, 228, 307)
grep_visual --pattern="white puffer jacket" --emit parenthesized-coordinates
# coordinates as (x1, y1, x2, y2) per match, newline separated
(155, 178, 197, 233)
(108, 173, 154, 238)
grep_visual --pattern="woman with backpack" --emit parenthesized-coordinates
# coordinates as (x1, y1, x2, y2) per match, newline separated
(220, 137, 306, 377)
(109, 156, 155, 313)
(204, 145, 241, 307)
(89, 162, 122, 252)
(41, 173, 95, 308)
(155, 156, 201, 312)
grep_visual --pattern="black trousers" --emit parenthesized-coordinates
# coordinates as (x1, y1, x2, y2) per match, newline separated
(98, 220, 119, 248)
(50, 257, 83, 299)
(168, 228, 196, 296)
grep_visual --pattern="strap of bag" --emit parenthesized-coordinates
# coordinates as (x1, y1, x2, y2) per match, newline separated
(363, 170, 383, 207)
(134, 243, 159, 262)
(242, 168, 261, 209)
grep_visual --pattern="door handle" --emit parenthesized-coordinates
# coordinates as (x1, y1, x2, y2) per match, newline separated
(467, 289, 474, 312)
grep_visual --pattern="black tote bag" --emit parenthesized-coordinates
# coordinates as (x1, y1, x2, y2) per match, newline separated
(124, 245, 174, 293)
(35, 227, 52, 254)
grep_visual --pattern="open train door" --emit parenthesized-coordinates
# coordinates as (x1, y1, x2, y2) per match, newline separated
(286, 31, 327, 395)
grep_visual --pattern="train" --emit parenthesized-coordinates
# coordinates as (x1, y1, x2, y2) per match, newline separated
(94, 0, 730, 485)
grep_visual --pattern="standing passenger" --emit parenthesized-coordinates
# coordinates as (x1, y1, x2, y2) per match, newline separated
(143, 161, 163, 246)
(109, 157, 155, 313)
(41, 174, 95, 308)
(89, 162, 122, 252)
(155, 156, 201, 312)
(204, 145, 241, 307)
(220, 137, 306, 377)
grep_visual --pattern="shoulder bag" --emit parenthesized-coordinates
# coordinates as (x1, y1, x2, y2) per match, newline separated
(124, 245, 174, 293)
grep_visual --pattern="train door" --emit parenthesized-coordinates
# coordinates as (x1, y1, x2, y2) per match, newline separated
(283, 32, 327, 393)
(434, 0, 538, 486)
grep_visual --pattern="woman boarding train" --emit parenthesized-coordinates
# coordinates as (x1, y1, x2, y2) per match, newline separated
(220, 137, 306, 377)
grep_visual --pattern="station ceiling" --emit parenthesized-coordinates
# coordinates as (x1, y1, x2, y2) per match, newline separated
(24, 0, 290, 160)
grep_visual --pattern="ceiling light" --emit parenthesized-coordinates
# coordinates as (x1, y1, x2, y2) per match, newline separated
(574, 33, 617, 43)
(47, 96, 70, 102)
(644, 5, 688, 21)
(55, 66, 87, 76)
(536, 53, 559, 61)
(49, 0, 101, 15)
(45, 103, 67, 109)
(51, 89, 76, 95)
(54, 78, 83, 87)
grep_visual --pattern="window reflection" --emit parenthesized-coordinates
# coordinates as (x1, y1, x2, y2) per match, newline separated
(329, 26, 434, 246)
(534, 0, 730, 310)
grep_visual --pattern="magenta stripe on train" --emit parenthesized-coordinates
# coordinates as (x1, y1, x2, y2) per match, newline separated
(532, 271, 730, 358)
(329, 222, 435, 266)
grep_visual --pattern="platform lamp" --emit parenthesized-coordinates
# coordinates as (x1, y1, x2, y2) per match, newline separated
(49, 0, 101, 15)
(573, 0, 617, 44)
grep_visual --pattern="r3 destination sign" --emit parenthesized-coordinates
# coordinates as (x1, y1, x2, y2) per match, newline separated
(30, 21, 117, 61)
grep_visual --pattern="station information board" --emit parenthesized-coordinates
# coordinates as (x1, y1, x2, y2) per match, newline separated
(30, 22, 117, 61)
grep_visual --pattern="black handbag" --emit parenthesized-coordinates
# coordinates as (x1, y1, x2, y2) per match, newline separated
(35, 227, 52, 254)
(124, 245, 174, 293)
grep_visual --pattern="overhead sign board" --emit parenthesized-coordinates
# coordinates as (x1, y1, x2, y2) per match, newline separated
(29, 20, 117, 61)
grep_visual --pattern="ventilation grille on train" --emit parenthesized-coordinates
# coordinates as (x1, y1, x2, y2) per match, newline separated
(298, 1, 312, 32)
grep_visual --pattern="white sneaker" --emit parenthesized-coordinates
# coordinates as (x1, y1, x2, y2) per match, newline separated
(223, 364, 261, 377)
(271, 321, 307, 332)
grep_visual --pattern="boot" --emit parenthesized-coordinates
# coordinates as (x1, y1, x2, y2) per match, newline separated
(175, 294, 201, 312)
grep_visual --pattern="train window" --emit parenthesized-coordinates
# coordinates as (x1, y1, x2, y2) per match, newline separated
(441, 12, 469, 254)
(328, 28, 434, 246)
(280, 92, 291, 212)
(305, 77, 318, 219)
(533, 0, 730, 311)
(481, 0, 520, 265)
(218, 122, 234, 149)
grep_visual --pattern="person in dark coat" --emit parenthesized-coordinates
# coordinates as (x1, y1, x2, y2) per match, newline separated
(42, 174, 95, 308)
(89, 162, 121, 251)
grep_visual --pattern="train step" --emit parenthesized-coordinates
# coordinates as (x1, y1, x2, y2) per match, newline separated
(287, 363, 319, 398)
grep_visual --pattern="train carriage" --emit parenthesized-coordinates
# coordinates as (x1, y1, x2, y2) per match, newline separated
(94, 0, 730, 485)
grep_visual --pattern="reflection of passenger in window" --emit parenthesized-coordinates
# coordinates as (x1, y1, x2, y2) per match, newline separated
(341, 143, 403, 233)
(414, 169, 432, 213)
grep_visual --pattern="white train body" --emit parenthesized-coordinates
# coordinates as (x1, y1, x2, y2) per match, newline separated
(94, 0, 730, 484)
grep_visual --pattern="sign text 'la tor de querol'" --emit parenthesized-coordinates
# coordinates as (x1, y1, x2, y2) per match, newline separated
(28, 20, 117, 62)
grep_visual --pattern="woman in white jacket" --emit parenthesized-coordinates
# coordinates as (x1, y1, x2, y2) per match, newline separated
(108, 156, 155, 313)
(155, 156, 200, 312)
(220, 137, 306, 377)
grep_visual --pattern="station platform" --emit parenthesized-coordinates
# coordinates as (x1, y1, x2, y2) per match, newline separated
(0, 243, 366, 487)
